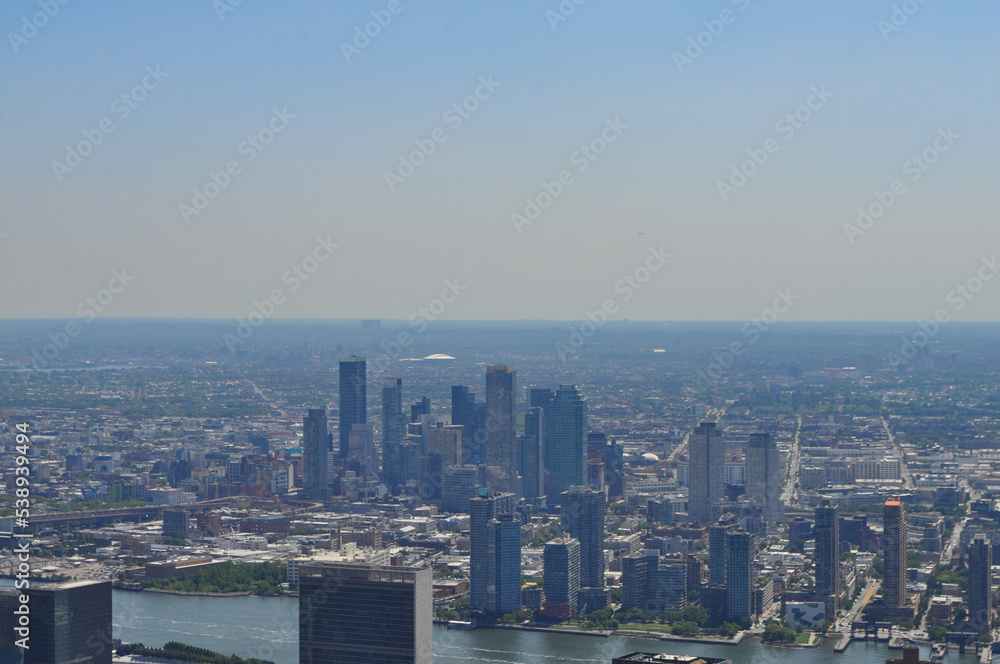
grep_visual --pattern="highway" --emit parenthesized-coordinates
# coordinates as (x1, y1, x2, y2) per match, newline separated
(881, 416, 915, 490)
(780, 415, 803, 506)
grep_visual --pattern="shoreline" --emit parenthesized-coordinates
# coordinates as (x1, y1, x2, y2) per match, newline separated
(114, 585, 293, 599)
(485, 624, 748, 646)
(485, 625, 832, 650)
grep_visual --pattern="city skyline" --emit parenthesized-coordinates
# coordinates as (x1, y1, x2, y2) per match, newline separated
(4, 1, 1000, 652)
(4, 321, 998, 656)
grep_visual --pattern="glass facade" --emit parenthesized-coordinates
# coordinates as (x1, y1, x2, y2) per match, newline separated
(299, 563, 432, 664)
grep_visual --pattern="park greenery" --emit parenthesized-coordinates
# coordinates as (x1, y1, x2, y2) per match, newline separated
(119, 641, 275, 664)
(138, 561, 286, 595)
(762, 619, 798, 643)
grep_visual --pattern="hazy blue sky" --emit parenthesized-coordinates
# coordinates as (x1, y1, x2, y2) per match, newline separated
(2, 1, 998, 322)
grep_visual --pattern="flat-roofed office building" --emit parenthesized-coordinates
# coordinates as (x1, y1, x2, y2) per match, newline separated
(299, 563, 432, 664)
(0, 580, 112, 664)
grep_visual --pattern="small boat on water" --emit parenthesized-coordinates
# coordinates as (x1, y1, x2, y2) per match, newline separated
(931, 643, 948, 660)
(889, 636, 905, 650)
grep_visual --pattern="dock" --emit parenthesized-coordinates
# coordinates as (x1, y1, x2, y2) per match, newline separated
(834, 633, 852, 652)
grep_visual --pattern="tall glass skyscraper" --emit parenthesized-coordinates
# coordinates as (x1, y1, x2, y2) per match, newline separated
(814, 500, 840, 614)
(708, 518, 736, 587)
(883, 498, 908, 611)
(485, 365, 517, 495)
(542, 537, 581, 618)
(746, 432, 782, 528)
(519, 406, 545, 500)
(487, 514, 522, 615)
(382, 378, 406, 444)
(339, 356, 367, 458)
(450, 385, 477, 462)
(547, 385, 587, 505)
(528, 387, 553, 468)
(969, 534, 993, 634)
(560, 486, 606, 589)
(299, 563, 432, 664)
(688, 422, 724, 523)
(302, 408, 330, 499)
(470, 490, 516, 611)
(726, 529, 755, 620)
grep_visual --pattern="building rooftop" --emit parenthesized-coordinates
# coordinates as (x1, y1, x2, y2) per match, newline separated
(612, 654, 732, 664)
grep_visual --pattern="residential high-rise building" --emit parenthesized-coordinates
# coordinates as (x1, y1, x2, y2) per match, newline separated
(561, 486, 606, 590)
(163, 509, 190, 539)
(299, 563, 432, 664)
(528, 387, 554, 468)
(548, 385, 588, 505)
(542, 537, 581, 617)
(686, 555, 703, 594)
(605, 439, 625, 499)
(472, 401, 488, 463)
(470, 490, 516, 611)
(417, 453, 443, 501)
(587, 458, 606, 492)
(339, 356, 367, 459)
(487, 514, 522, 615)
(726, 530, 756, 620)
(587, 432, 608, 463)
(708, 517, 737, 587)
(746, 432, 782, 527)
(621, 550, 686, 614)
(409, 397, 431, 423)
(883, 498, 908, 610)
(0, 580, 113, 664)
(350, 423, 377, 480)
(441, 464, 483, 513)
(382, 378, 407, 444)
(622, 550, 653, 610)
(519, 406, 545, 500)
(303, 408, 331, 499)
(485, 365, 517, 495)
(451, 385, 477, 462)
(398, 440, 422, 488)
(648, 563, 688, 614)
(814, 500, 840, 614)
(969, 534, 993, 635)
(426, 424, 463, 467)
(688, 422, 724, 523)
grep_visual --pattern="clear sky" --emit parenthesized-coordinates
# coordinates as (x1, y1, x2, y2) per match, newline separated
(2, 1, 998, 322)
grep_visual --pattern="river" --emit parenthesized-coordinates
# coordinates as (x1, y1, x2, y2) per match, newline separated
(111, 590, 980, 664)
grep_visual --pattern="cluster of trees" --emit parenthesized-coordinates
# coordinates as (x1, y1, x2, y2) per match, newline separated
(525, 522, 561, 548)
(500, 609, 535, 624)
(616, 604, 749, 637)
(141, 561, 286, 595)
(436, 595, 471, 622)
(120, 641, 275, 664)
(440, 596, 751, 637)
(761, 619, 798, 643)
(577, 607, 619, 630)
(926, 564, 969, 594)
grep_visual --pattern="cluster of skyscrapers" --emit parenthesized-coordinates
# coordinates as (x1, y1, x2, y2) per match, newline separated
(302, 357, 622, 509)
(292, 360, 961, 640)
(687, 423, 782, 528)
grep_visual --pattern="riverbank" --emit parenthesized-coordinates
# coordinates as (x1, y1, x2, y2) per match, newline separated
(112, 589, 978, 664)
(113, 585, 293, 599)
(494, 624, 612, 637)
(481, 623, 747, 646)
